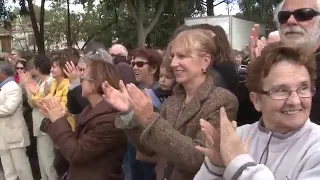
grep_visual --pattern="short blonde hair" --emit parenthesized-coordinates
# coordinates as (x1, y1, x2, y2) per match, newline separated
(168, 29, 217, 72)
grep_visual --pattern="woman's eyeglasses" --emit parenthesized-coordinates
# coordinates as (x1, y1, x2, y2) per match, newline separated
(16, 67, 25, 70)
(131, 61, 148, 68)
(278, 8, 320, 24)
(258, 86, 316, 100)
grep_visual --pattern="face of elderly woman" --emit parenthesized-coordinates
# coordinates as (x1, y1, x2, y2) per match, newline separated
(251, 60, 312, 133)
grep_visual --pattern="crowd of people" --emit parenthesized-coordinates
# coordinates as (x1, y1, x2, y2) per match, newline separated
(0, 0, 320, 180)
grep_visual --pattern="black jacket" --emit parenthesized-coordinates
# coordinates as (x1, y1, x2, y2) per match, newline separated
(113, 55, 136, 85)
(212, 61, 261, 126)
(310, 52, 320, 124)
(67, 86, 89, 115)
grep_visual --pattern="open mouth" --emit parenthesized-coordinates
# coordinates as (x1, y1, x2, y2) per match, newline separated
(281, 110, 301, 115)
(174, 70, 183, 74)
(285, 32, 303, 36)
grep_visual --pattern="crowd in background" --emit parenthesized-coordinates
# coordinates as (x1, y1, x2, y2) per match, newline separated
(0, 0, 320, 180)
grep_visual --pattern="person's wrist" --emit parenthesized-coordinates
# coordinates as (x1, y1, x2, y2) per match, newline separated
(141, 112, 154, 128)
(119, 105, 133, 116)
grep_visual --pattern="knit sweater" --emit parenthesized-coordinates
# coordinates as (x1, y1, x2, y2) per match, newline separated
(194, 119, 320, 180)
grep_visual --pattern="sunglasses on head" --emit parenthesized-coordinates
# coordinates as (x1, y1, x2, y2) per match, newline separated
(131, 61, 148, 68)
(278, 8, 320, 24)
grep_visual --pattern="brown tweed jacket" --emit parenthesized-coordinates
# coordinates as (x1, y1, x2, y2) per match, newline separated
(118, 75, 238, 180)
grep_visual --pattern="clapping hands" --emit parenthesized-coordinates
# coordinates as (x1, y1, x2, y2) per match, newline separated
(38, 97, 66, 122)
(102, 80, 154, 127)
(196, 107, 249, 167)
(64, 61, 80, 82)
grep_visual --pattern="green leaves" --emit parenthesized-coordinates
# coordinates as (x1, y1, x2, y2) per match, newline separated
(0, 0, 16, 29)
(236, 0, 283, 31)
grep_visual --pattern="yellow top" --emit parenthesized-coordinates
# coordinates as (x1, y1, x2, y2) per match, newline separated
(33, 78, 75, 131)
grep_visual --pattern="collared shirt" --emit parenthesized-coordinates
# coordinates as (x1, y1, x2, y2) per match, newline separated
(0, 76, 14, 88)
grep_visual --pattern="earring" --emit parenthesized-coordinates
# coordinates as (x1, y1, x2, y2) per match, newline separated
(202, 68, 206, 74)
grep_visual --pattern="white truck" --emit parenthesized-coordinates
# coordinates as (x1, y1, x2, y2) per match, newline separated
(184, 15, 265, 51)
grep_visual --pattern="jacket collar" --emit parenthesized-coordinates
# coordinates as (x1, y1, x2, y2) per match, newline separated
(169, 75, 215, 130)
(0, 76, 14, 88)
(77, 99, 115, 126)
(257, 119, 310, 140)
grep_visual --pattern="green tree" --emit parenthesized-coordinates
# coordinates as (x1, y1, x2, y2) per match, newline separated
(12, 0, 47, 54)
(0, 0, 15, 29)
(236, 0, 282, 32)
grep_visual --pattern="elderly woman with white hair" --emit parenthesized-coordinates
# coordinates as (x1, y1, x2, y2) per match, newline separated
(194, 43, 320, 180)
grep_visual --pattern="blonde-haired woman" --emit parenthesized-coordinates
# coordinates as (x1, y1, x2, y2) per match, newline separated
(103, 29, 239, 180)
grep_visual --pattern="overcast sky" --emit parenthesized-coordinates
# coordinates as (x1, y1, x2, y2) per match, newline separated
(7, 0, 240, 15)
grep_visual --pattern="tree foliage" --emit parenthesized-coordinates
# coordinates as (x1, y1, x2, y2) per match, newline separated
(236, 0, 283, 32)
(0, 0, 16, 28)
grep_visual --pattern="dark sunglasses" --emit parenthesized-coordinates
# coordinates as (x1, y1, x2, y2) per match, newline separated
(278, 8, 320, 24)
(16, 67, 24, 70)
(80, 76, 93, 82)
(131, 61, 148, 68)
(78, 68, 85, 72)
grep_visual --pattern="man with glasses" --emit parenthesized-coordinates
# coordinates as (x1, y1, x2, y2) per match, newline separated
(250, 0, 320, 124)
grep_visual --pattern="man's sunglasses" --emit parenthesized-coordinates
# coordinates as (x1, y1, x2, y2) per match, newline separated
(278, 8, 320, 24)
(131, 61, 148, 68)
(77, 67, 85, 72)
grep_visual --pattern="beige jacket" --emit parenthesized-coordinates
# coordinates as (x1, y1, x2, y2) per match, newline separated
(0, 81, 30, 149)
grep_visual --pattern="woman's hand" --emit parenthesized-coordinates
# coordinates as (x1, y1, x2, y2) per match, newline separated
(196, 119, 225, 167)
(19, 72, 32, 85)
(38, 98, 66, 122)
(196, 107, 245, 167)
(219, 107, 248, 166)
(102, 80, 132, 113)
(126, 84, 154, 128)
(25, 81, 39, 95)
(63, 61, 80, 82)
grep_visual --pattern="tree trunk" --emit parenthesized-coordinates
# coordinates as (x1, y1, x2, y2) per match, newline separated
(66, 0, 72, 48)
(26, 0, 45, 54)
(127, 0, 165, 49)
(137, 22, 146, 48)
(207, 0, 214, 16)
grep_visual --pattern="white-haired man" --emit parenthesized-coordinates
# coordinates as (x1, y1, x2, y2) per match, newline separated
(109, 44, 129, 57)
(108, 44, 135, 85)
(250, 0, 320, 124)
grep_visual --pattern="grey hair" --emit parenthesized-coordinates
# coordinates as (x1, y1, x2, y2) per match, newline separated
(86, 48, 114, 65)
(110, 44, 128, 57)
(0, 62, 14, 77)
(274, 1, 284, 29)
